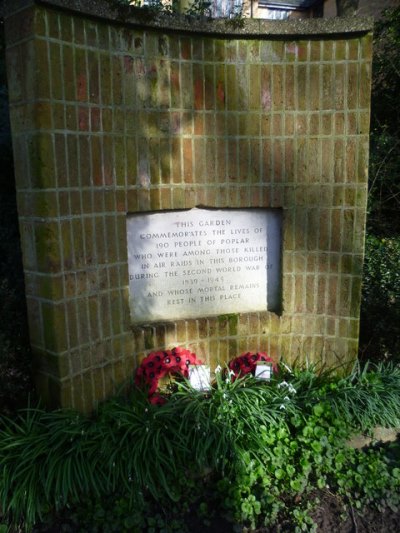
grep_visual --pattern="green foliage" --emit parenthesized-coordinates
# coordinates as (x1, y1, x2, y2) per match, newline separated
(360, 235, 400, 361)
(363, 9, 400, 362)
(368, 7, 400, 232)
(1, 364, 400, 531)
(218, 393, 400, 531)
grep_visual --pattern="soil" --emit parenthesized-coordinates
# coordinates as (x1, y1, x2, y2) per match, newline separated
(27, 488, 400, 533)
(186, 490, 400, 532)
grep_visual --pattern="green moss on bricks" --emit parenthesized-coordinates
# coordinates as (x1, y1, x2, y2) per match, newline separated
(144, 327, 155, 350)
(35, 223, 62, 273)
(218, 313, 239, 336)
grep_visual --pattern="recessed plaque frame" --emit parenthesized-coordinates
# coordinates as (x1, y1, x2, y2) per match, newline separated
(127, 207, 282, 323)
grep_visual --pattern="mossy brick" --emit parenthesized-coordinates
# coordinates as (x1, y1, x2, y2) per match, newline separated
(52, 11, 70, 41)
(112, 107, 126, 134)
(114, 138, 126, 187)
(84, 21, 98, 47)
(236, 64, 248, 111)
(159, 188, 171, 209)
(116, 218, 128, 262)
(309, 65, 320, 111)
(332, 141, 344, 184)
(49, 43, 63, 101)
(111, 56, 123, 105)
(90, 135, 102, 186)
(359, 63, 372, 109)
(66, 135, 79, 186)
(77, 108, 90, 136)
(148, 138, 160, 185)
(157, 59, 171, 108)
(322, 40, 334, 61)
(259, 41, 275, 63)
(88, 296, 100, 342)
(77, 297, 90, 346)
(69, 190, 82, 216)
(28, 133, 55, 189)
(102, 189, 116, 214)
(335, 40, 347, 61)
(310, 40, 321, 62)
(34, 221, 62, 273)
(52, 102, 65, 130)
(34, 39, 51, 99)
(248, 40, 259, 63)
(357, 111, 370, 135)
(132, 328, 145, 352)
(104, 219, 118, 264)
(294, 275, 306, 313)
(348, 38, 359, 61)
(322, 113, 332, 135)
(61, 44, 76, 102)
(322, 65, 333, 110)
(169, 61, 180, 109)
(75, 48, 88, 102)
(193, 110, 204, 136)
(81, 189, 93, 215)
(90, 368, 105, 403)
(192, 63, 204, 111)
(70, 217, 86, 268)
(59, 220, 73, 270)
(87, 51, 100, 104)
(357, 139, 369, 183)
(347, 63, 358, 109)
(345, 138, 356, 182)
(296, 64, 307, 111)
(41, 301, 68, 354)
(339, 276, 351, 316)
(64, 105, 77, 130)
(33, 190, 58, 218)
(98, 54, 111, 105)
(334, 63, 345, 109)
(74, 374, 92, 413)
(84, 218, 96, 265)
(102, 136, 115, 186)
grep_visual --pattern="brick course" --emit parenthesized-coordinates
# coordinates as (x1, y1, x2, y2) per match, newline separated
(5, 1, 373, 410)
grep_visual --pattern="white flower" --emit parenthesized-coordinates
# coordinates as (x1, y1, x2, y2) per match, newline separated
(283, 396, 290, 402)
(278, 381, 288, 389)
(288, 384, 297, 394)
(228, 369, 235, 377)
(215, 365, 222, 373)
(281, 362, 293, 374)
(279, 404, 286, 410)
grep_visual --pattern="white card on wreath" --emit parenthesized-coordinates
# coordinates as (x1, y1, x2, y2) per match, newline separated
(255, 362, 273, 381)
(189, 365, 211, 391)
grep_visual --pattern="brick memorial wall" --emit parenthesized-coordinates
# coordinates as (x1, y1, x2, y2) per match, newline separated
(5, 0, 373, 410)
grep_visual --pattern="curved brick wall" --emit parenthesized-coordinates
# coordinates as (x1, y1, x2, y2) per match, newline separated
(5, 0, 373, 410)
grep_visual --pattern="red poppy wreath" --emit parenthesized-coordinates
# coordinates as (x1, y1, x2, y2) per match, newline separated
(135, 346, 203, 405)
(228, 351, 277, 380)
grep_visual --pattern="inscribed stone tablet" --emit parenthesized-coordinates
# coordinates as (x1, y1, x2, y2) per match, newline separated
(127, 208, 281, 322)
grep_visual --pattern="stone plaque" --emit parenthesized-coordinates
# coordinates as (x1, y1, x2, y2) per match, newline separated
(127, 208, 281, 322)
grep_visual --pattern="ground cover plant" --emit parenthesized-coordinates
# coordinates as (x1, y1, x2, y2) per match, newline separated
(1, 361, 400, 532)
